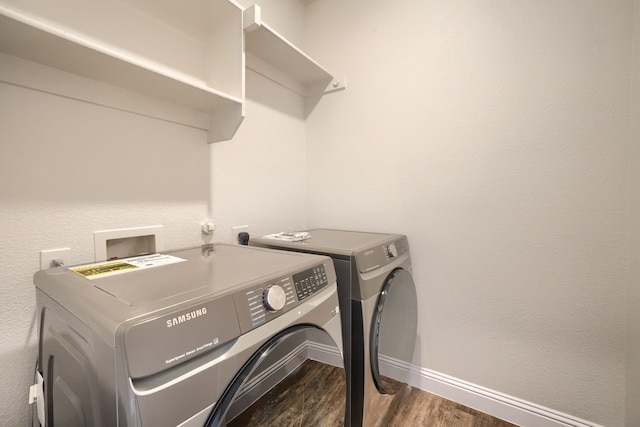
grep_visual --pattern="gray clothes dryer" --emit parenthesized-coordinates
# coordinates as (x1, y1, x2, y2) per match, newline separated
(33, 244, 344, 427)
(251, 229, 418, 427)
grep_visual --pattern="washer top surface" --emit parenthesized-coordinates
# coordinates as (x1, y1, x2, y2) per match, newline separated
(93, 244, 323, 305)
(35, 244, 330, 312)
(35, 244, 337, 349)
(254, 228, 401, 257)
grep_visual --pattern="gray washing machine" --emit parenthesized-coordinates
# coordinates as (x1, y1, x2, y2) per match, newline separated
(33, 244, 344, 426)
(251, 229, 418, 427)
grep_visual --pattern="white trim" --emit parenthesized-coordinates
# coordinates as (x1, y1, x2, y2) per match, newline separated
(380, 357, 604, 427)
(229, 341, 604, 427)
(227, 340, 341, 419)
(226, 342, 308, 420)
(305, 340, 344, 368)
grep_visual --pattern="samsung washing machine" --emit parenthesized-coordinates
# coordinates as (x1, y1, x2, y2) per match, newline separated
(33, 244, 344, 426)
(251, 229, 418, 427)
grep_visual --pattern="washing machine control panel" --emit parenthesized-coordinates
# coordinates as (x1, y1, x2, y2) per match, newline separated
(243, 277, 296, 328)
(263, 285, 287, 311)
(292, 264, 328, 300)
(235, 262, 332, 333)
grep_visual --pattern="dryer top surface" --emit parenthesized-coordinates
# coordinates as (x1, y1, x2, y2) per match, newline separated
(253, 228, 402, 257)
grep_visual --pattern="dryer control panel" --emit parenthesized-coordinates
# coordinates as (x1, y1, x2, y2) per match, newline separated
(356, 236, 410, 273)
(234, 261, 334, 334)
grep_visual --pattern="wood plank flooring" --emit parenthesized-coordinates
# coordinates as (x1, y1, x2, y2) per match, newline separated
(228, 360, 519, 427)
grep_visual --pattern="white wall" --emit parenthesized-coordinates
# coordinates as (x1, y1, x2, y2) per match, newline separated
(210, 69, 308, 242)
(2, 1, 638, 426)
(0, 58, 212, 424)
(628, 2, 640, 426)
(211, 0, 309, 243)
(0, 1, 311, 424)
(303, 1, 632, 426)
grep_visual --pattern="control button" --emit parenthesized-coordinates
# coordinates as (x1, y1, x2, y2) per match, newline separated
(263, 285, 286, 312)
(387, 244, 399, 258)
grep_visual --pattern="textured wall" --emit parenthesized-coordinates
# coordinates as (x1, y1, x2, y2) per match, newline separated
(0, 2, 310, 424)
(303, 1, 632, 425)
(210, 0, 309, 244)
(2, 1, 637, 426)
(628, 2, 640, 426)
(0, 63, 211, 425)
(210, 69, 308, 242)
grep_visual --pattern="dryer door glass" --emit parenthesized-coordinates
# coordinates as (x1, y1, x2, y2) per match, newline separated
(205, 326, 345, 426)
(370, 268, 418, 394)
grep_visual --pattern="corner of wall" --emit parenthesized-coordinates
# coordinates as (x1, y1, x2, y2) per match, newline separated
(627, 1, 640, 426)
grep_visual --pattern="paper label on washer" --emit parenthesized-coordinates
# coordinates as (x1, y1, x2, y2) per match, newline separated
(70, 254, 185, 280)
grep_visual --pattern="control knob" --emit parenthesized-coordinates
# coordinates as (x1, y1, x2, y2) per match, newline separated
(263, 285, 286, 312)
(386, 243, 399, 258)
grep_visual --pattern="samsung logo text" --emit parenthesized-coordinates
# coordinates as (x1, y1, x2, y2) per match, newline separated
(167, 307, 207, 328)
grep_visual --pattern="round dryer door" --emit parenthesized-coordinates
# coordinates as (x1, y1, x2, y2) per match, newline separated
(370, 268, 418, 395)
(205, 326, 345, 426)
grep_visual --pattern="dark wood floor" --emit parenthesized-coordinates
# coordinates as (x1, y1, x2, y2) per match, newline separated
(228, 360, 519, 427)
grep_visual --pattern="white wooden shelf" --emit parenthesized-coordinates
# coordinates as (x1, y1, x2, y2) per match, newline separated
(0, 3, 244, 143)
(243, 4, 345, 109)
(0, 1, 344, 141)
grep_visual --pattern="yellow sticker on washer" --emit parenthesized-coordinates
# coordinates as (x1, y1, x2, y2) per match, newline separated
(70, 254, 186, 280)
(72, 261, 138, 278)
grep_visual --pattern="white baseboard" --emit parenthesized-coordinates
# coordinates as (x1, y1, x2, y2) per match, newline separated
(310, 347, 603, 427)
(227, 340, 343, 420)
(381, 355, 604, 427)
(235, 340, 603, 427)
(306, 340, 345, 368)
(227, 342, 308, 420)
